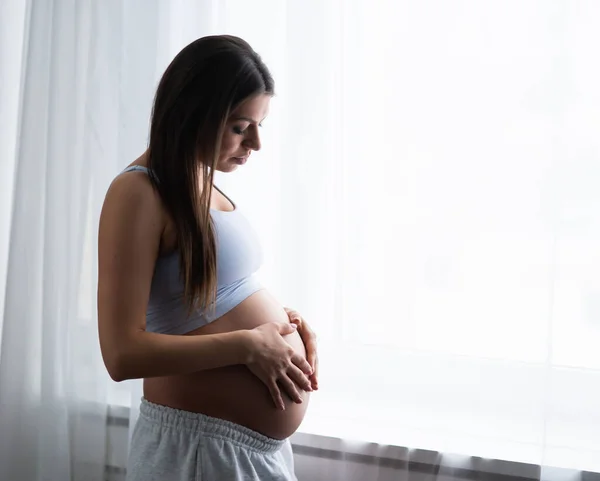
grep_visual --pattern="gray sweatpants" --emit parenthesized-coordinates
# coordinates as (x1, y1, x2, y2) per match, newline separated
(126, 398, 298, 481)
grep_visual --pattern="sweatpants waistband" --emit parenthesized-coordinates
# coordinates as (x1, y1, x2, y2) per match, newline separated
(139, 398, 287, 455)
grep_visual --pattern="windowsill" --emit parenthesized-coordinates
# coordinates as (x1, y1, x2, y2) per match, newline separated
(106, 404, 600, 481)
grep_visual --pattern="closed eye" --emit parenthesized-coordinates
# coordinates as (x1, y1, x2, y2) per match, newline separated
(233, 123, 263, 135)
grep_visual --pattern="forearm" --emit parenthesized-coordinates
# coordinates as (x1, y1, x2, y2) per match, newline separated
(107, 329, 251, 382)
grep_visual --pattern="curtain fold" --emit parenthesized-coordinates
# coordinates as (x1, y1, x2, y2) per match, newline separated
(0, 1, 160, 479)
(0, 0, 105, 479)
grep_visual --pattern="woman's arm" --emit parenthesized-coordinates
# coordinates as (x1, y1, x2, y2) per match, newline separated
(98, 171, 247, 381)
(97, 172, 311, 402)
(103, 325, 258, 382)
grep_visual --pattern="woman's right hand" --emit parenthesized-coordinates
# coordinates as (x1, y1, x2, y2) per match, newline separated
(245, 322, 313, 410)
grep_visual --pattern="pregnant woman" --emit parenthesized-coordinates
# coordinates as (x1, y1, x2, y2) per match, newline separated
(97, 35, 318, 481)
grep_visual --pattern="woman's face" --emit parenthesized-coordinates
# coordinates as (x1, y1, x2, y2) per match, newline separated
(216, 94, 271, 173)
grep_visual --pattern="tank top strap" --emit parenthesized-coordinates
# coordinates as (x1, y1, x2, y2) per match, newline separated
(120, 165, 150, 175)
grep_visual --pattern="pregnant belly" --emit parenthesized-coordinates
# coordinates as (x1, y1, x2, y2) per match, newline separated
(143, 289, 310, 440)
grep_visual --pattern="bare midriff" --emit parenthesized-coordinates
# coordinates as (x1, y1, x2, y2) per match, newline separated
(143, 289, 310, 440)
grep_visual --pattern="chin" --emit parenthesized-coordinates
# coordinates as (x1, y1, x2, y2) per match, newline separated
(215, 162, 239, 173)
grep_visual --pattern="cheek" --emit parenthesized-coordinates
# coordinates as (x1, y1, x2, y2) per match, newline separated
(220, 133, 240, 157)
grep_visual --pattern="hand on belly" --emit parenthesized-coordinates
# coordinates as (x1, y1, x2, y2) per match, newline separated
(144, 289, 312, 439)
(244, 321, 313, 410)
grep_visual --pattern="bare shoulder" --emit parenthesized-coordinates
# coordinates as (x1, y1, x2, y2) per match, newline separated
(101, 170, 164, 224)
(98, 168, 166, 282)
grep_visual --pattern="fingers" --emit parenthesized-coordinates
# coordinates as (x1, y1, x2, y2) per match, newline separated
(279, 376, 303, 404)
(288, 364, 313, 392)
(268, 379, 286, 411)
(300, 327, 318, 389)
(285, 311, 319, 390)
(310, 355, 319, 390)
(306, 347, 316, 372)
(306, 348, 319, 390)
(286, 309, 302, 326)
(278, 321, 297, 336)
(291, 353, 313, 377)
(304, 331, 317, 365)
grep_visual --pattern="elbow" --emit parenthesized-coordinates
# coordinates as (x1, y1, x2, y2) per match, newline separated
(100, 330, 143, 382)
(105, 355, 127, 382)
(103, 348, 134, 383)
(108, 365, 127, 383)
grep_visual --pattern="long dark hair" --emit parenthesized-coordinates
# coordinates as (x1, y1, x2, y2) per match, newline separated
(147, 35, 274, 313)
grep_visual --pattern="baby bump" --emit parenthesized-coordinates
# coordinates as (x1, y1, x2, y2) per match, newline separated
(143, 290, 310, 440)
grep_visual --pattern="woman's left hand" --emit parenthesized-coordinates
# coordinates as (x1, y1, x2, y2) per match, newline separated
(284, 307, 319, 390)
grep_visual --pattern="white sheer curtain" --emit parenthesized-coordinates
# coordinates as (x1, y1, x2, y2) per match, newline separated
(1, 1, 600, 480)
(0, 0, 160, 479)
(0, 1, 104, 479)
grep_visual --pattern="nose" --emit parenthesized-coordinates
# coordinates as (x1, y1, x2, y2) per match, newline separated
(243, 127, 261, 152)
